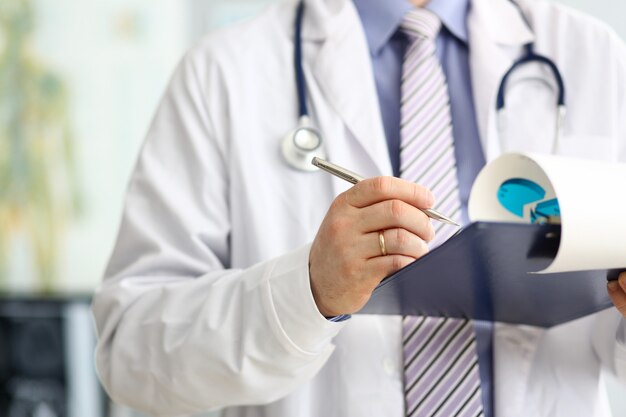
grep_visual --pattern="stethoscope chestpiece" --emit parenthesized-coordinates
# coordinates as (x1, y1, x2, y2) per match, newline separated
(281, 116, 326, 171)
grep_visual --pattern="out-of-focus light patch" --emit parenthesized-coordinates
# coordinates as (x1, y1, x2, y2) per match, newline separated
(112, 9, 145, 41)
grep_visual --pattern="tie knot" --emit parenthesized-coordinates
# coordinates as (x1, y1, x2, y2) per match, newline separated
(400, 8, 442, 42)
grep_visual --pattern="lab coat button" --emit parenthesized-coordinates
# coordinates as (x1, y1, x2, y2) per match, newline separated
(383, 358, 395, 375)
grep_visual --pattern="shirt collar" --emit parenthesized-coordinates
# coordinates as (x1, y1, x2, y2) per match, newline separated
(427, 0, 470, 43)
(353, 0, 470, 55)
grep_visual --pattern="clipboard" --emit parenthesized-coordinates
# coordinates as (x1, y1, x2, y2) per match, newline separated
(360, 222, 614, 327)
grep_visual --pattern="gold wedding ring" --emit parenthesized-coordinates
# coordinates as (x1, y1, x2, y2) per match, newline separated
(378, 231, 388, 256)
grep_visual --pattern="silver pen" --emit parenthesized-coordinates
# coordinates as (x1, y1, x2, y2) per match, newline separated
(311, 157, 460, 227)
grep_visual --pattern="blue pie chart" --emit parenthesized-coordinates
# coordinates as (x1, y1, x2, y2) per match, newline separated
(497, 178, 546, 218)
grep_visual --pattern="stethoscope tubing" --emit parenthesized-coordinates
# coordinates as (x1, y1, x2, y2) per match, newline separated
(294, 1, 308, 118)
(496, 43, 566, 111)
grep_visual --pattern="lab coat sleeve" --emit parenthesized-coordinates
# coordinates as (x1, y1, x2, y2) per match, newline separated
(91, 47, 346, 417)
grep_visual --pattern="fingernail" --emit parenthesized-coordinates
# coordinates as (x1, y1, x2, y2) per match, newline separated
(608, 280, 620, 292)
(428, 191, 436, 206)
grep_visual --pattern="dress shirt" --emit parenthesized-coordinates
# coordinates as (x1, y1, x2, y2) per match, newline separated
(352, 1, 492, 416)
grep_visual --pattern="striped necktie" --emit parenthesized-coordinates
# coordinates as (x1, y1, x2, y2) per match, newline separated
(399, 9, 484, 417)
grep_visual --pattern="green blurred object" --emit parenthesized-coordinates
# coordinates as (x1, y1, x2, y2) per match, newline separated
(0, 0, 81, 292)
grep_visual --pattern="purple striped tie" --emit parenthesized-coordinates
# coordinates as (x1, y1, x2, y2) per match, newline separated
(399, 9, 484, 417)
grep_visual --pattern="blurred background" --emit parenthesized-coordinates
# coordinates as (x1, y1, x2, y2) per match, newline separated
(0, 0, 624, 416)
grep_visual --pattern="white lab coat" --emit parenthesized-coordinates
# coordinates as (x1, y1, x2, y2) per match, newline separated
(92, 0, 626, 416)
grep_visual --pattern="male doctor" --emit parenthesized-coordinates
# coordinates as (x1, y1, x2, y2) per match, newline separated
(92, 0, 626, 416)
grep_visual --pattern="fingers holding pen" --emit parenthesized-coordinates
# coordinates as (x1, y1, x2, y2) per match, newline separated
(343, 176, 436, 241)
(347, 176, 435, 210)
(309, 176, 437, 316)
(357, 199, 435, 242)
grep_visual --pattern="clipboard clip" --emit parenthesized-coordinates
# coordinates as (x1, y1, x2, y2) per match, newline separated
(607, 269, 625, 281)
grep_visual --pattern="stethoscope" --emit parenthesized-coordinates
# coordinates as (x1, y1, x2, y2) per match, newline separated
(282, 0, 567, 172)
(280, 1, 325, 171)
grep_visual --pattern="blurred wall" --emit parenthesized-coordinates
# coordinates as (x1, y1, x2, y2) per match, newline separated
(38, 0, 189, 293)
(555, 0, 626, 40)
(1, 0, 280, 295)
(1, 0, 190, 293)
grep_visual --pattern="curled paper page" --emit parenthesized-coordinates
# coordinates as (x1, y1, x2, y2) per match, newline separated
(468, 152, 626, 273)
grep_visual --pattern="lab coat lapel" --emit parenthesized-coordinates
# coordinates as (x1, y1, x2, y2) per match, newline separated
(468, 0, 534, 162)
(305, 1, 391, 180)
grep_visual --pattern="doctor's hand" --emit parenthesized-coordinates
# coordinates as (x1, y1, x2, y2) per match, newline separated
(309, 177, 435, 317)
(608, 272, 626, 317)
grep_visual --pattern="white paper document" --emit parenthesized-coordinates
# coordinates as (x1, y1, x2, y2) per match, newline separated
(468, 152, 626, 273)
